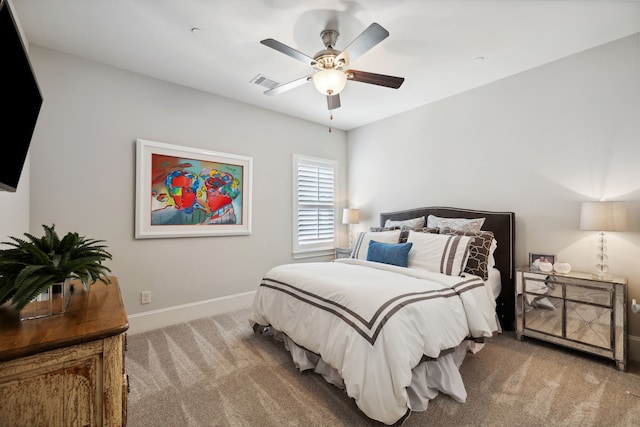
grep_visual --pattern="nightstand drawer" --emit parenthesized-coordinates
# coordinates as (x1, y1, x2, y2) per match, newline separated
(565, 286, 611, 306)
(522, 274, 562, 298)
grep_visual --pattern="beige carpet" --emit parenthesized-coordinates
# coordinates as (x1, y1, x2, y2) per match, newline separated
(125, 308, 640, 426)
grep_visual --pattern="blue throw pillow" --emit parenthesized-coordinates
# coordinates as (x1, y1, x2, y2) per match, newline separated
(366, 240, 413, 268)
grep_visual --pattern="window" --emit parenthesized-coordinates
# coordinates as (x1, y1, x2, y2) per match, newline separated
(293, 154, 337, 257)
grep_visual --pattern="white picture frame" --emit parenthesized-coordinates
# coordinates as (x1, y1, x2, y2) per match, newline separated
(135, 139, 252, 239)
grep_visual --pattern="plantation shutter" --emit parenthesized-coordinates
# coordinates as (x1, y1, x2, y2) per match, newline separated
(293, 155, 337, 255)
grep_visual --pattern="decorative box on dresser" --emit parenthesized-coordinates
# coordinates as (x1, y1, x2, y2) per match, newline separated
(516, 267, 627, 371)
(0, 277, 129, 426)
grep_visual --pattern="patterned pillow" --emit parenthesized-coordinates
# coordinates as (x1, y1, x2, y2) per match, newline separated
(442, 227, 494, 280)
(351, 230, 402, 260)
(427, 215, 485, 233)
(398, 226, 439, 243)
(406, 230, 472, 276)
(366, 240, 413, 268)
(418, 227, 440, 234)
(384, 216, 426, 230)
(370, 226, 401, 232)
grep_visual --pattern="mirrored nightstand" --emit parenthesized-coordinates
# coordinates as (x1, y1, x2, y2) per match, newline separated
(334, 247, 352, 260)
(516, 266, 627, 371)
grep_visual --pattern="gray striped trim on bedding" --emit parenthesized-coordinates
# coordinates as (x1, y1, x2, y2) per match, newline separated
(407, 231, 472, 276)
(259, 275, 486, 345)
(440, 234, 472, 275)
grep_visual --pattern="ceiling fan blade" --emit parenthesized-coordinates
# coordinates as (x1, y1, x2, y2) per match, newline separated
(346, 69, 404, 89)
(260, 38, 317, 66)
(264, 75, 313, 96)
(336, 23, 389, 65)
(327, 94, 341, 110)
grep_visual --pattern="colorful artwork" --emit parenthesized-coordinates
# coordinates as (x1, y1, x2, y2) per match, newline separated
(150, 154, 243, 226)
(135, 139, 252, 239)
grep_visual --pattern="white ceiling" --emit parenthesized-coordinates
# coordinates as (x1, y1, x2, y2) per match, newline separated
(11, 0, 640, 131)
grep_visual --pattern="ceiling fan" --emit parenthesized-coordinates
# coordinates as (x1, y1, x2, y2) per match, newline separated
(260, 23, 405, 110)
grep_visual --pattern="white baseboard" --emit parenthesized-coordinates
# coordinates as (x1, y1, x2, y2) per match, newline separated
(126, 291, 256, 335)
(629, 334, 640, 363)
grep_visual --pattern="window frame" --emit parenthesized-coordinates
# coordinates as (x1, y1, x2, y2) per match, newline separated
(292, 154, 338, 258)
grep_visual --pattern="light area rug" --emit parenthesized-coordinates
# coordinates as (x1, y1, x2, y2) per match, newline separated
(125, 308, 640, 426)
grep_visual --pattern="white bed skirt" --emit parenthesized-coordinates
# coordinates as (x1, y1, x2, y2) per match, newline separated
(261, 327, 483, 423)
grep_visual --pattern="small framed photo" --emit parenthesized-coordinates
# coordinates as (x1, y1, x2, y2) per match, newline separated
(529, 253, 555, 270)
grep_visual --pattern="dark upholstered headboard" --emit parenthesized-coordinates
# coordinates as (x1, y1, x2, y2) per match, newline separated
(380, 206, 516, 330)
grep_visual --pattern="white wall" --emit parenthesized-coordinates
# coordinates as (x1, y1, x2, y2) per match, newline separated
(348, 34, 640, 360)
(0, 159, 29, 240)
(26, 46, 348, 331)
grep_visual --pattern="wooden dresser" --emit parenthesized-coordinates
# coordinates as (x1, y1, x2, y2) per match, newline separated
(0, 277, 129, 426)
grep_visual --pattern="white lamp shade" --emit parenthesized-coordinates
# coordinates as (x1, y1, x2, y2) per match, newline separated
(580, 201, 628, 231)
(313, 70, 347, 95)
(342, 208, 360, 225)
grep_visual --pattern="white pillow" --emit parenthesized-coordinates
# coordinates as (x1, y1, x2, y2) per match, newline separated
(351, 230, 402, 260)
(406, 230, 472, 276)
(427, 214, 485, 233)
(384, 216, 425, 230)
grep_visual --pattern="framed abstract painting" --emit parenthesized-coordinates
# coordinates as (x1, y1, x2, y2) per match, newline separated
(135, 139, 252, 238)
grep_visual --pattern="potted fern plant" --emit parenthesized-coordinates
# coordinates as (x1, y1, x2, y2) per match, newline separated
(0, 224, 112, 319)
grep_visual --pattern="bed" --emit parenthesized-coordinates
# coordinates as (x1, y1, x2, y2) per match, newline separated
(250, 207, 515, 425)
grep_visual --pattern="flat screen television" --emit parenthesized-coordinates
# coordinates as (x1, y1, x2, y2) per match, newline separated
(0, 0, 42, 192)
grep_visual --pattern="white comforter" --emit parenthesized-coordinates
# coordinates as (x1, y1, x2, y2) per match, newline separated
(250, 258, 498, 425)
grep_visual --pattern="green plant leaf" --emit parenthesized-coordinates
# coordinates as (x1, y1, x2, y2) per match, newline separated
(13, 264, 50, 288)
(0, 280, 17, 306)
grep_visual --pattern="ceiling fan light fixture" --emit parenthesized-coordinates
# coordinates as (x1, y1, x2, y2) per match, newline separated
(313, 69, 347, 95)
(261, 23, 403, 110)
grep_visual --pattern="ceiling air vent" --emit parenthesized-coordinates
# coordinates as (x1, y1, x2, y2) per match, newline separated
(250, 74, 280, 90)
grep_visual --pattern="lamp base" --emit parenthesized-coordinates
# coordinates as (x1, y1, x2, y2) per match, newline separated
(348, 224, 354, 249)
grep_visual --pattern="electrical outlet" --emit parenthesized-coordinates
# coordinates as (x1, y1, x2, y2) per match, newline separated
(141, 290, 151, 305)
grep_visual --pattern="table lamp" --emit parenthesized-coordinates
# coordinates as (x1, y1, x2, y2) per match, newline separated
(579, 201, 627, 278)
(342, 208, 360, 248)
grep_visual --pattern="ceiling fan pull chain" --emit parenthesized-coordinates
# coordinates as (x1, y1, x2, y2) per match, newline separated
(329, 112, 333, 133)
